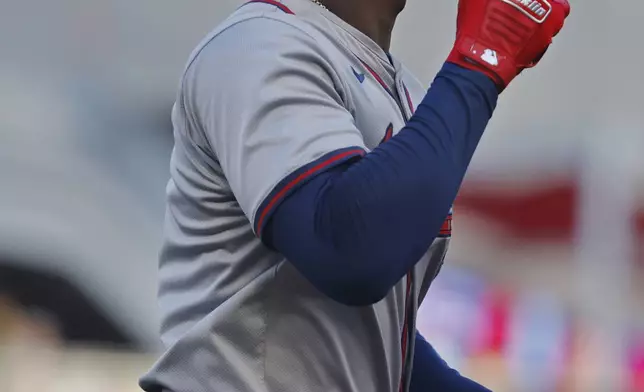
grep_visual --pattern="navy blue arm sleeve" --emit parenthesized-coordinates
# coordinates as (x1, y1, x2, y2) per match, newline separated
(410, 333, 492, 392)
(263, 63, 498, 306)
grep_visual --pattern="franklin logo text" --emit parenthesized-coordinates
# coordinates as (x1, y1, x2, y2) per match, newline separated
(502, 0, 552, 23)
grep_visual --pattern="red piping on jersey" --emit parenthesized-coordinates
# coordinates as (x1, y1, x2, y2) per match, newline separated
(358, 59, 396, 100)
(398, 83, 415, 392)
(255, 148, 365, 237)
(381, 123, 394, 144)
(399, 274, 413, 392)
(243, 0, 295, 14)
(403, 84, 415, 114)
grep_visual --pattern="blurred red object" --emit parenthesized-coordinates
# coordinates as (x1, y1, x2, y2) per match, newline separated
(473, 288, 512, 355)
(457, 181, 578, 241)
(636, 209, 644, 264)
(628, 336, 644, 392)
(635, 209, 644, 240)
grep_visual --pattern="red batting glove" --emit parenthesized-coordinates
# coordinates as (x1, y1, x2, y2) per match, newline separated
(447, 0, 571, 90)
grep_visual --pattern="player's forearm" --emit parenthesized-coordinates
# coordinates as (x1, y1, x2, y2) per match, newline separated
(265, 64, 497, 306)
(411, 333, 492, 392)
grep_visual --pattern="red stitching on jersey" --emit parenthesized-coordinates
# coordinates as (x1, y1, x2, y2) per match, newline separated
(255, 148, 365, 237)
(244, 0, 295, 14)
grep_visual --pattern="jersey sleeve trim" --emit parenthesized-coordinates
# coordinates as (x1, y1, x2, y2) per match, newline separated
(438, 208, 453, 238)
(254, 147, 366, 237)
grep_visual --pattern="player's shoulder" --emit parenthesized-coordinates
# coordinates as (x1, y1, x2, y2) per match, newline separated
(183, 5, 327, 77)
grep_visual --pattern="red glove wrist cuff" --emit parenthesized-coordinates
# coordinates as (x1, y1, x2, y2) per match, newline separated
(446, 36, 519, 89)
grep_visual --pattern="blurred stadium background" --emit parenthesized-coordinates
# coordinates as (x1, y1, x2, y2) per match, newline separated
(1, 0, 643, 391)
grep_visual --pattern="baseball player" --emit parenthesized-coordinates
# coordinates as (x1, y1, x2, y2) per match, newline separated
(140, 0, 570, 391)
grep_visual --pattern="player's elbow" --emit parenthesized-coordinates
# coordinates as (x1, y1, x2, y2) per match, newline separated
(288, 249, 394, 307)
(313, 269, 391, 307)
(324, 284, 390, 307)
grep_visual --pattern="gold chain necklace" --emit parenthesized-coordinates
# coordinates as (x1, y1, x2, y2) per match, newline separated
(309, 0, 327, 10)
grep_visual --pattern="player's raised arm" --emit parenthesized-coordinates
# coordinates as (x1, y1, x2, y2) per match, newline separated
(269, 0, 569, 307)
(191, 0, 570, 307)
(266, 63, 496, 306)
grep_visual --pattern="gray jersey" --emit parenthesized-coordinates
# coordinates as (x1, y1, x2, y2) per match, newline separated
(140, 1, 451, 391)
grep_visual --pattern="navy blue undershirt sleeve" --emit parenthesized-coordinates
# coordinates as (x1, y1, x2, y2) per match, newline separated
(410, 333, 492, 392)
(263, 63, 498, 306)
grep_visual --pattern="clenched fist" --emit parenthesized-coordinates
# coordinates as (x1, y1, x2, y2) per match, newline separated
(447, 0, 571, 90)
